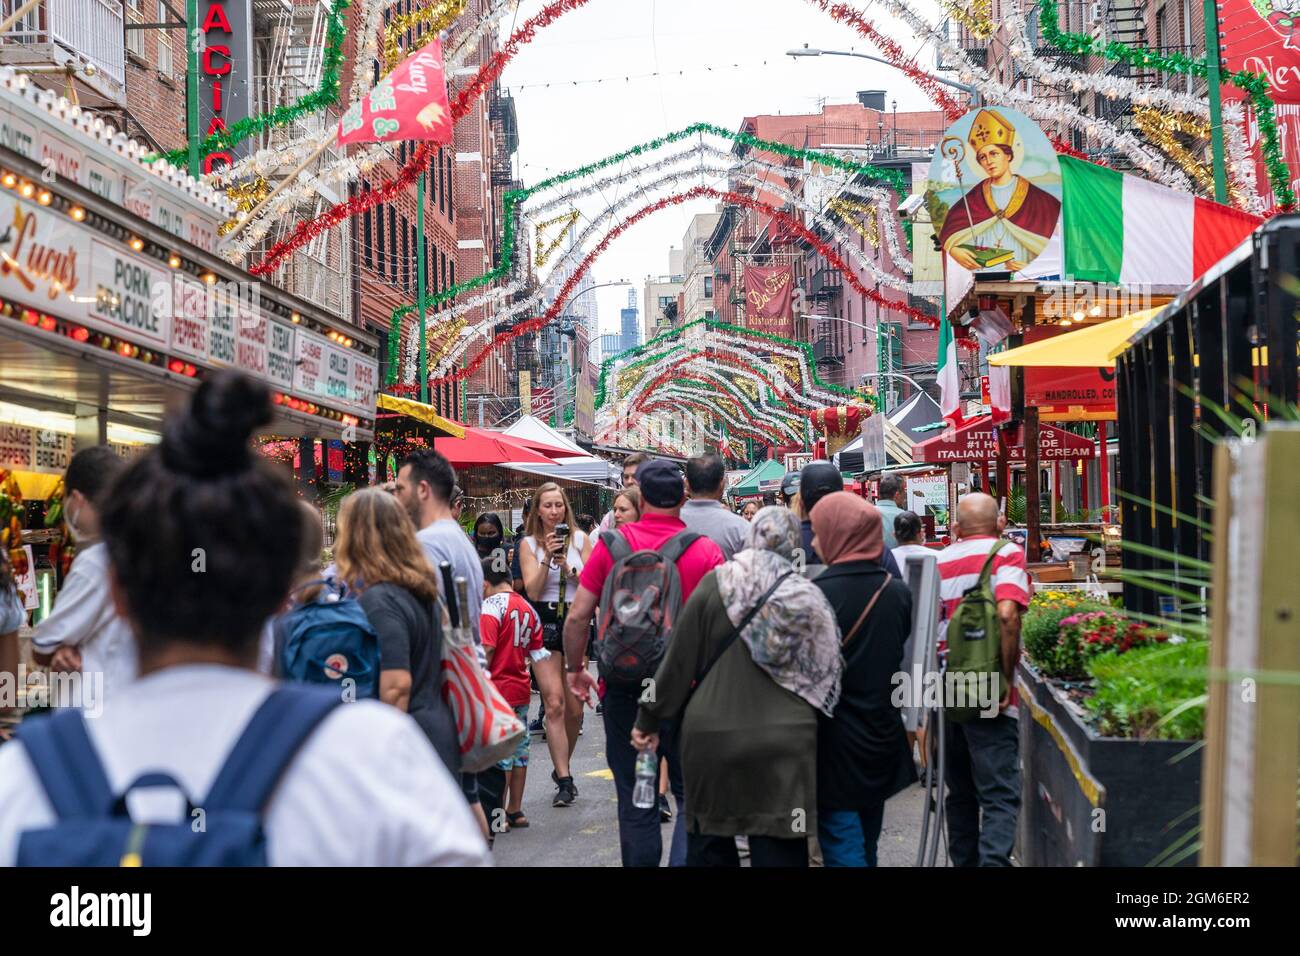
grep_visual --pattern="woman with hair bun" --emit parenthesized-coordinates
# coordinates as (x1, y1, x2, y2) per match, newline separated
(0, 372, 488, 866)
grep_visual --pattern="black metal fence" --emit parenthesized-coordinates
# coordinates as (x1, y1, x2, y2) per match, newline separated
(1115, 217, 1300, 615)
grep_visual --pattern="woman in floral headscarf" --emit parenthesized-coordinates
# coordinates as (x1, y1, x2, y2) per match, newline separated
(633, 506, 843, 868)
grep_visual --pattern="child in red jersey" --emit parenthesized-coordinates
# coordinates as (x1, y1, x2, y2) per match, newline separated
(480, 558, 545, 830)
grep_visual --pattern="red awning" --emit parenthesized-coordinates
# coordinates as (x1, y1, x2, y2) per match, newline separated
(499, 435, 580, 460)
(434, 427, 556, 467)
(913, 416, 1096, 463)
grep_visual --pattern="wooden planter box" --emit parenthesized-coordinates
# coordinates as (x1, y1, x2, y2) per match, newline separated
(1016, 660, 1201, 867)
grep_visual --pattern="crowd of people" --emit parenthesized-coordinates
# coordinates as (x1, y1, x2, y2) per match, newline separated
(0, 371, 1030, 868)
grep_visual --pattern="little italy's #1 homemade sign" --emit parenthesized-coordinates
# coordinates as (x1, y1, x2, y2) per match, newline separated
(0, 190, 377, 415)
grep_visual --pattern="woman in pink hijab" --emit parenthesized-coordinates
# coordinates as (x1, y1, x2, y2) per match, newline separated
(810, 492, 917, 867)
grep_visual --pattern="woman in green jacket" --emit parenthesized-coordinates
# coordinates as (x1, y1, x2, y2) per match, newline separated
(633, 506, 843, 867)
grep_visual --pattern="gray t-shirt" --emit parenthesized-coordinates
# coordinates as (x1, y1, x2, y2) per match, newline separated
(875, 500, 906, 551)
(416, 519, 484, 641)
(680, 498, 752, 561)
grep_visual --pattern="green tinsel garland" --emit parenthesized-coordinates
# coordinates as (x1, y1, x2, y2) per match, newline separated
(593, 317, 861, 408)
(387, 127, 904, 384)
(641, 366, 804, 434)
(1037, 0, 1294, 209)
(152, 0, 350, 167)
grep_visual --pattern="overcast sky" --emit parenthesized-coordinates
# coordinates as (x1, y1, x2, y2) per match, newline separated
(499, 0, 945, 334)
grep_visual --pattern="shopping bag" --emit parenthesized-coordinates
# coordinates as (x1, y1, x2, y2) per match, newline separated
(436, 577, 525, 773)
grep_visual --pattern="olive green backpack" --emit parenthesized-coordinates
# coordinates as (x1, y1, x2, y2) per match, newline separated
(945, 540, 1006, 723)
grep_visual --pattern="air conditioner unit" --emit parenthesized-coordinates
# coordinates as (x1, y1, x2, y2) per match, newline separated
(1090, 1, 1104, 24)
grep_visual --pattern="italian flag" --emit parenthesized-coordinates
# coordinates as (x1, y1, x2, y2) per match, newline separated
(1060, 156, 1261, 285)
(937, 309, 963, 428)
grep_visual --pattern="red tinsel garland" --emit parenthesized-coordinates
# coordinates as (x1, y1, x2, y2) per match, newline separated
(252, 0, 1093, 276)
(811, 1, 965, 120)
(250, 0, 594, 276)
(629, 359, 802, 434)
(640, 398, 779, 448)
(431, 186, 973, 388)
(810, 0, 1092, 161)
(625, 348, 862, 422)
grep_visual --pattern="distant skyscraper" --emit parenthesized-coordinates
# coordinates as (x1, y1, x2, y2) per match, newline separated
(620, 287, 639, 353)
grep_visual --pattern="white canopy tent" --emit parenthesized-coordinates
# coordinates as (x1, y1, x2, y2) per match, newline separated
(499, 415, 620, 487)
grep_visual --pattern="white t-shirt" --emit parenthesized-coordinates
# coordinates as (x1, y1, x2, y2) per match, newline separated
(0, 665, 491, 867)
(892, 544, 933, 570)
(30, 542, 137, 712)
(525, 529, 588, 604)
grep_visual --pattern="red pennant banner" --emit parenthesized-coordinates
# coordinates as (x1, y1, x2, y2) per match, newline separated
(338, 39, 453, 145)
(742, 264, 795, 338)
(1219, 0, 1300, 100)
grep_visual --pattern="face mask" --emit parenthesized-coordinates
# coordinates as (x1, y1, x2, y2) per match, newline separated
(64, 500, 83, 543)
(476, 535, 501, 555)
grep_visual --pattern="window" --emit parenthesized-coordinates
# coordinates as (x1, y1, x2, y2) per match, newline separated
(388, 207, 398, 281)
(401, 215, 410, 291)
(703, 276, 713, 297)
(437, 148, 445, 215)
(422, 236, 429, 296)
(126, 0, 145, 57)
(375, 205, 386, 277)
(446, 153, 454, 222)
(410, 221, 418, 293)
(363, 202, 373, 270)
(156, 2, 172, 73)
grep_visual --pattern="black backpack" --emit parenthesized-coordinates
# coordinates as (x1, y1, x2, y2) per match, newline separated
(595, 529, 700, 687)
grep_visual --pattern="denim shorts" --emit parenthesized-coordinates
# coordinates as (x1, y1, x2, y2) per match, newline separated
(497, 704, 532, 770)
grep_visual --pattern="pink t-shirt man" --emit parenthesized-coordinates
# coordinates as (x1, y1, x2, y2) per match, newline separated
(579, 513, 725, 601)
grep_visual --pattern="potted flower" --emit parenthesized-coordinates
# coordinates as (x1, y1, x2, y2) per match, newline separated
(1018, 606, 1202, 867)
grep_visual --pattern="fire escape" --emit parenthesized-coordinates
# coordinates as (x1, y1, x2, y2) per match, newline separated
(1093, 0, 1150, 168)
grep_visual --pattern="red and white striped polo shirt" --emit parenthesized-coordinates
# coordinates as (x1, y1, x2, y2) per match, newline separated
(936, 535, 1033, 718)
(936, 536, 1033, 619)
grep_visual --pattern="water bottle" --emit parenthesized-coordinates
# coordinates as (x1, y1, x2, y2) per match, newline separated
(632, 748, 657, 809)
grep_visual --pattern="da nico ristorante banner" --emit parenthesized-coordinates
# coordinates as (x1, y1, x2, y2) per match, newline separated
(742, 264, 795, 338)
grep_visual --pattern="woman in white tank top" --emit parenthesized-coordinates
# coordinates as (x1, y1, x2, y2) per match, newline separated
(518, 482, 594, 807)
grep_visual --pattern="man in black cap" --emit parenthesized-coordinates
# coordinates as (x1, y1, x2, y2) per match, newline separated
(779, 471, 801, 507)
(561, 458, 725, 867)
(800, 461, 902, 577)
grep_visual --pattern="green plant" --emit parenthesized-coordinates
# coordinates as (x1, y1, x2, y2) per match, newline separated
(1006, 490, 1026, 524)
(1022, 591, 1110, 670)
(1085, 640, 1208, 741)
(1041, 610, 1168, 680)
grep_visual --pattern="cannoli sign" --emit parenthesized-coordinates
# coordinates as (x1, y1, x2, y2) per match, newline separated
(0, 202, 82, 301)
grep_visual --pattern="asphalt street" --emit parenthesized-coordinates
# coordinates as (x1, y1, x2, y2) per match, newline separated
(492, 690, 934, 867)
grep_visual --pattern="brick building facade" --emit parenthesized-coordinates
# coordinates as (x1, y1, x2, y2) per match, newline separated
(336, 0, 520, 422)
(703, 100, 947, 412)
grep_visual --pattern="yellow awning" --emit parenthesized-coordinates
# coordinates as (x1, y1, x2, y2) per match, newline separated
(376, 393, 466, 438)
(987, 308, 1164, 368)
(11, 471, 63, 500)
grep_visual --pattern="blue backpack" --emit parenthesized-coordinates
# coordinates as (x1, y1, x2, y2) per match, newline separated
(278, 579, 380, 700)
(14, 685, 342, 866)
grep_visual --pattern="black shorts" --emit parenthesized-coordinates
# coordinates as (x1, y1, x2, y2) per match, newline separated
(536, 602, 594, 658)
(460, 771, 480, 805)
(536, 602, 566, 652)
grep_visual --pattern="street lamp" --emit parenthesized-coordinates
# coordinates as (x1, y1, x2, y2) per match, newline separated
(799, 312, 934, 413)
(786, 45, 981, 103)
